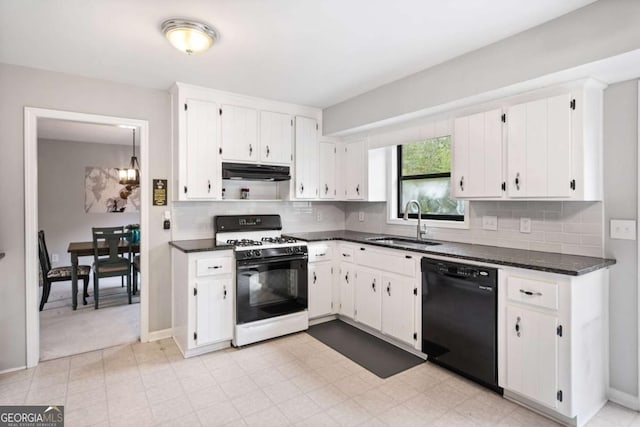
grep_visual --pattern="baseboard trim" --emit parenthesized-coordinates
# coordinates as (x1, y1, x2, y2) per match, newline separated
(607, 387, 640, 410)
(309, 314, 338, 326)
(147, 328, 172, 342)
(0, 365, 27, 375)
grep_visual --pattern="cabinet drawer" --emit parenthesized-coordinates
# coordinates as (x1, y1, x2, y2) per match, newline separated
(355, 246, 416, 277)
(196, 257, 233, 277)
(309, 244, 333, 263)
(507, 275, 558, 310)
(338, 246, 354, 262)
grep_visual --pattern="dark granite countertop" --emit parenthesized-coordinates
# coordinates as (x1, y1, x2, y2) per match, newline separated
(169, 239, 233, 253)
(283, 230, 616, 276)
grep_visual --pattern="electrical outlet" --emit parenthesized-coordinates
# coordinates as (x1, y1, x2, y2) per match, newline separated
(520, 217, 531, 233)
(482, 216, 498, 231)
(611, 219, 636, 240)
(358, 211, 365, 222)
(51, 253, 59, 263)
(316, 211, 323, 222)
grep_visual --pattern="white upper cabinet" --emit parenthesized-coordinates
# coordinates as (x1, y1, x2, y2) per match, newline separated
(507, 94, 572, 198)
(319, 141, 337, 199)
(260, 111, 292, 165)
(183, 99, 220, 200)
(220, 104, 259, 162)
(451, 80, 604, 201)
(339, 139, 386, 202)
(453, 108, 504, 198)
(294, 116, 319, 199)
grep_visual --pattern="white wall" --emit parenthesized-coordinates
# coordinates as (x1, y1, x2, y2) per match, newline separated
(603, 79, 638, 397)
(0, 63, 172, 371)
(38, 139, 140, 267)
(323, 0, 640, 135)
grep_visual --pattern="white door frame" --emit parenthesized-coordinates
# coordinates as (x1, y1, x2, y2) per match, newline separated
(24, 107, 150, 368)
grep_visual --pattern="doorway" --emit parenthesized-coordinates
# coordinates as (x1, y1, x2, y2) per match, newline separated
(24, 108, 150, 367)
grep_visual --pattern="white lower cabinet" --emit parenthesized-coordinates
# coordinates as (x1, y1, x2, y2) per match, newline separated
(381, 273, 416, 346)
(172, 248, 234, 358)
(308, 262, 333, 319)
(339, 262, 355, 319)
(500, 268, 608, 426)
(505, 305, 559, 409)
(354, 268, 382, 330)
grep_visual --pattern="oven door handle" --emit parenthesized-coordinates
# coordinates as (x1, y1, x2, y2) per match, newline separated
(236, 255, 308, 269)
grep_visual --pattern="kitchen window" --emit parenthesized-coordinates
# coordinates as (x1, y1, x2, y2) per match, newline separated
(396, 136, 465, 221)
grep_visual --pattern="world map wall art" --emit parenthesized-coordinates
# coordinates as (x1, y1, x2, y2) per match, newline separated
(85, 167, 140, 213)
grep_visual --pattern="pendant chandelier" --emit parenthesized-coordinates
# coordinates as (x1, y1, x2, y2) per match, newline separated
(119, 128, 140, 187)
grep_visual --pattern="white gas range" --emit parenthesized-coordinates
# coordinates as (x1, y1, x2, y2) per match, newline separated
(214, 215, 309, 346)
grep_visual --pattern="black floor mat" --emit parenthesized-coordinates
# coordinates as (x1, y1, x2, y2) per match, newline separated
(307, 320, 424, 378)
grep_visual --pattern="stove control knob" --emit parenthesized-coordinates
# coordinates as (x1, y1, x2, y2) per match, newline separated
(254, 249, 262, 257)
(286, 247, 293, 254)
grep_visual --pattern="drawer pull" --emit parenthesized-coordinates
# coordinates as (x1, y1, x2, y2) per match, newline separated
(519, 289, 542, 297)
(342, 253, 351, 257)
(316, 253, 326, 257)
(208, 265, 223, 269)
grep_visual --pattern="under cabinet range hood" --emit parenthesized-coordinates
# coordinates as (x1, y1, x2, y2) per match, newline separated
(222, 162, 291, 181)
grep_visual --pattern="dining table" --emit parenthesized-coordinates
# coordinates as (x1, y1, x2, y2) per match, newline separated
(67, 240, 140, 310)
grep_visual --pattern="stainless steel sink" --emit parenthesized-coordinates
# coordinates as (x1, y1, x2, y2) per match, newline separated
(366, 236, 442, 248)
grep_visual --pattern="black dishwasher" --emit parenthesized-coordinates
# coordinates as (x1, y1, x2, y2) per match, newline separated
(421, 257, 500, 392)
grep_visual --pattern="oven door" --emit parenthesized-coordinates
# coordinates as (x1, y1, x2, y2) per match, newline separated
(236, 255, 308, 324)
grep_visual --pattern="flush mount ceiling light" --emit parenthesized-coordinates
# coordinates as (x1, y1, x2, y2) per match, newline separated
(161, 19, 218, 55)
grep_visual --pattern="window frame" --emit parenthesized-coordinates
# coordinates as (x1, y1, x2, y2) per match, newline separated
(396, 142, 465, 222)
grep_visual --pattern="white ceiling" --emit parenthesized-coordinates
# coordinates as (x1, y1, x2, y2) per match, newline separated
(0, 0, 596, 108)
(38, 119, 137, 146)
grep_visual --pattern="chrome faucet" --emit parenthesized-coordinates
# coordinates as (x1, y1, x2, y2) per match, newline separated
(403, 199, 426, 241)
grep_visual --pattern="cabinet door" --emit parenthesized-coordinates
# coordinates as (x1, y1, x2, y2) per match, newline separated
(355, 268, 382, 330)
(546, 94, 572, 197)
(185, 99, 219, 199)
(339, 263, 355, 318)
(260, 111, 292, 165)
(381, 274, 416, 345)
(195, 278, 233, 346)
(294, 116, 319, 199)
(524, 98, 548, 197)
(505, 305, 559, 409)
(452, 115, 470, 198)
(319, 141, 337, 199)
(308, 262, 333, 318)
(507, 102, 527, 197)
(221, 104, 258, 162)
(345, 140, 365, 200)
(453, 109, 503, 198)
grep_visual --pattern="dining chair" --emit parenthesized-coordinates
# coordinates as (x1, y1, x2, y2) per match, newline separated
(91, 226, 132, 309)
(132, 255, 140, 295)
(38, 230, 91, 311)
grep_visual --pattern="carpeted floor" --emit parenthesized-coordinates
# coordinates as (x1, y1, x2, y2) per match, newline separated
(39, 277, 140, 361)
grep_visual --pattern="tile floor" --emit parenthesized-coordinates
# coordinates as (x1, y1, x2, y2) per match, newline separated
(0, 332, 637, 427)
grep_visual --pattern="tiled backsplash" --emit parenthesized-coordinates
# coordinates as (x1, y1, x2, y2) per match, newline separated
(174, 199, 604, 257)
(345, 201, 604, 257)
(172, 201, 346, 240)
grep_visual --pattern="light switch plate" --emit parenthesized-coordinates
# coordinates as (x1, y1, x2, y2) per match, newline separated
(520, 217, 531, 234)
(610, 219, 636, 240)
(51, 253, 59, 263)
(358, 211, 365, 222)
(482, 216, 498, 231)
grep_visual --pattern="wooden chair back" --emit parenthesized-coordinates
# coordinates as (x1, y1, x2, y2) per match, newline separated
(91, 226, 132, 268)
(37, 230, 52, 276)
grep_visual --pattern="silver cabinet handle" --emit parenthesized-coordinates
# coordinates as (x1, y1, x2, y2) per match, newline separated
(249, 144, 253, 156)
(386, 282, 391, 296)
(325, 184, 329, 194)
(342, 253, 351, 257)
(208, 265, 222, 269)
(519, 289, 542, 296)
(515, 172, 521, 191)
(207, 180, 211, 193)
(356, 184, 360, 195)
(266, 145, 270, 157)
(345, 272, 349, 284)
(223, 285, 227, 299)
(515, 316, 521, 337)
(313, 272, 317, 284)
(300, 183, 304, 193)
(316, 253, 326, 257)
(459, 176, 464, 191)
(371, 278, 376, 292)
